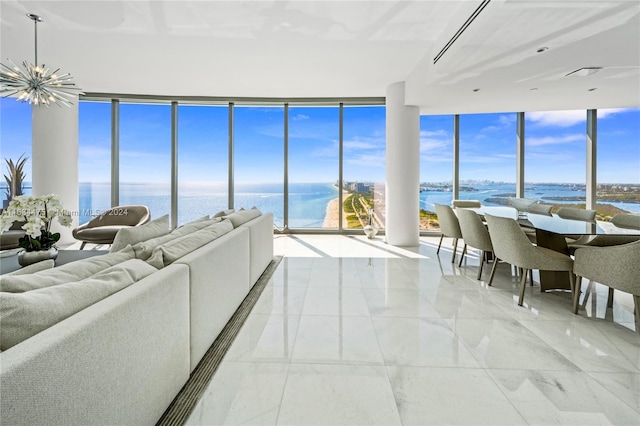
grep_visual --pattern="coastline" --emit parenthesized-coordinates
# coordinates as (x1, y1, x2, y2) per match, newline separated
(323, 191, 350, 228)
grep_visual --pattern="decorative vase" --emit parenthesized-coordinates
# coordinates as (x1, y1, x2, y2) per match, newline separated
(18, 247, 58, 267)
(364, 208, 378, 239)
(364, 224, 378, 239)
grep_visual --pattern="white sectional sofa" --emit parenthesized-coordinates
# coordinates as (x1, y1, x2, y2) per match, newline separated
(0, 209, 274, 425)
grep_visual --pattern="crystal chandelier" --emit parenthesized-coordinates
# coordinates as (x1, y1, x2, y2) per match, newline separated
(0, 13, 83, 107)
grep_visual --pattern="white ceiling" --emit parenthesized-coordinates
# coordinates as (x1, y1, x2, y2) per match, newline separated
(1, 0, 639, 114)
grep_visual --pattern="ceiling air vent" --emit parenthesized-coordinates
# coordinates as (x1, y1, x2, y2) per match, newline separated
(433, 0, 492, 65)
(565, 67, 603, 77)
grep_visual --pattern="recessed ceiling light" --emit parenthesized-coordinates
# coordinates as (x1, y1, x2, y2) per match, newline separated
(565, 67, 603, 77)
(536, 47, 548, 53)
(588, 88, 598, 91)
(472, 88, 480, 92)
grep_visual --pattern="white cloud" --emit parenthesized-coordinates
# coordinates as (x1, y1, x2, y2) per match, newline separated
(343, 136, 384, 151)
(343, 140, 379, 150)
(420, 153, 452, 163)
(292, 113, 309, 121)
(420, 138, 449, 153)
(345, 152, 385, 168)
(526, 110, 585, 127)
(527, 133, 583, 147)
(420, 129, 448, 138)
(598, 108, 630, 119)
(526, 108, 633, 127)
(498, 114, 516, 125)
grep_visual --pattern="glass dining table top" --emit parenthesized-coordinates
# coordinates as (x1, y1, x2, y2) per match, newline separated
(471, 206, 640, 236)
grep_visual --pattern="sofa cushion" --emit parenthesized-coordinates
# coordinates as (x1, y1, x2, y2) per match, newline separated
(6, 259, 55, 276)
(212, 208, 234, 218)
(0, 246, 135, 293)
(0, 259, 158, 351)
(146, 220, 234, 268)
(110, 214, 170, 253)
(223, 207, 262, 228)
(132, 217, 222, 261)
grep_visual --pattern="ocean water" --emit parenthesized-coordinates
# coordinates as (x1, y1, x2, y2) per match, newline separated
(9, 182, 639, 226)
(78, 182, 339, 227)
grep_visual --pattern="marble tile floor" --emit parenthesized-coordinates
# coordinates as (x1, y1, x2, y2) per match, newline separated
(186, 235, 640, 426)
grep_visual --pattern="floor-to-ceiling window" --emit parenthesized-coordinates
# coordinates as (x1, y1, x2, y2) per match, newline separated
(119, 102, 172, 220)
(419, 115, 453, 230)
(597, 107, 640, 217)
(78, 101, 111, 224)
(524, 110, 586, 211)
(234, 105, 284, 228)
(343, 105, 386, 230)
(1, 98, 32, 205)
(459, 112, 517, 207)
(288, 105, 340, 229)
(177, 104, 229, 225)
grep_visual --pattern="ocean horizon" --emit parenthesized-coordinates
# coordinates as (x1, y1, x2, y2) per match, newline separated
(5, 182, 639, 226)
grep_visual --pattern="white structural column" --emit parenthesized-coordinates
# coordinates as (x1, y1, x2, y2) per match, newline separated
(385, 82, 420, 246)
(32, 101, 79, 244)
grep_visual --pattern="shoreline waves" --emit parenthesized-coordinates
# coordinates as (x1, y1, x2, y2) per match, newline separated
(323, 190, 351, 228)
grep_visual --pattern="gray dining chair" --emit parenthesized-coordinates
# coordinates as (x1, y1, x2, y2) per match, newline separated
(573, 240, 640, 333)
(456, 208, 494, 280)
(556, 207, 597, 247)
(611, 213, 640, 229)
(508, 197, 538, 212)
(485, 214, 575, 306)
(528, 203, 553, 216)
(569, 213, 640, 252)
(452, 200, 482, 209)
(557, 207, 596, 222)
(435, 203, 463, 263)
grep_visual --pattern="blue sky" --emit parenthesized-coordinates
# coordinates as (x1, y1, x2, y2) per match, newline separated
(1, 98, 638, 185)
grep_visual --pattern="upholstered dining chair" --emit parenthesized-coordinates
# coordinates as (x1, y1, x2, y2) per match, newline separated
(456, 208, 494, 280)
(569, 213, 640, 252)
(527, 203, 553, 216)
(72, 205, 151, 249)
(485, 214, 575, 306)
(611, 213, 640, 229)
(556, 207, 597, 247)
(508, 197, 538, 212)
(573, 240, 640, 333)
(556, 207, 596, 222)
(452, 199, 482, 209)
(435, 203, 463, 263)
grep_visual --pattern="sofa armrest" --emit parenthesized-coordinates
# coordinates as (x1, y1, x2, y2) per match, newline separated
(176, 228, 250, 371)
(0, 264, 190, 426)
(241, 213, 274, 285)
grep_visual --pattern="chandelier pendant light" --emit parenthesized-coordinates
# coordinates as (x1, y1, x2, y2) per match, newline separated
(0, 13, 83, 107)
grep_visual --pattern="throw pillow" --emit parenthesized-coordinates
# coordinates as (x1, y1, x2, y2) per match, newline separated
(132, 217, 222, 261)
(0, 246, 136, 293)
(146, 219, 234, 268)
(6, 259, 55, 276)
(212, 208, 234, 218)
(0, 259, 158, 351)
(223, 207, 262, 228)
(110, 214, 170, 253)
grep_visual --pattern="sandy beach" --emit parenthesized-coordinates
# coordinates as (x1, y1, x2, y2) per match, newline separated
(323, 195, 349, 228)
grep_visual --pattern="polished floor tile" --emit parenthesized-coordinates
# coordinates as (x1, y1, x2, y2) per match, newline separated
(187, 235, 640, 425)
(277, 364, 402, 425)
(387, 366, 527, 425)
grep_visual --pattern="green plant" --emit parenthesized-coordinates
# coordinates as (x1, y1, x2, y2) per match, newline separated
(4, 154, 27, 201)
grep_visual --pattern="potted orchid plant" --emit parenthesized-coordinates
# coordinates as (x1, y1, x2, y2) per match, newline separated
(0, 194, 73, 266)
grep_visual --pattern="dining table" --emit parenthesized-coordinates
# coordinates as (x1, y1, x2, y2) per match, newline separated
(470, 206, 640, 292)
